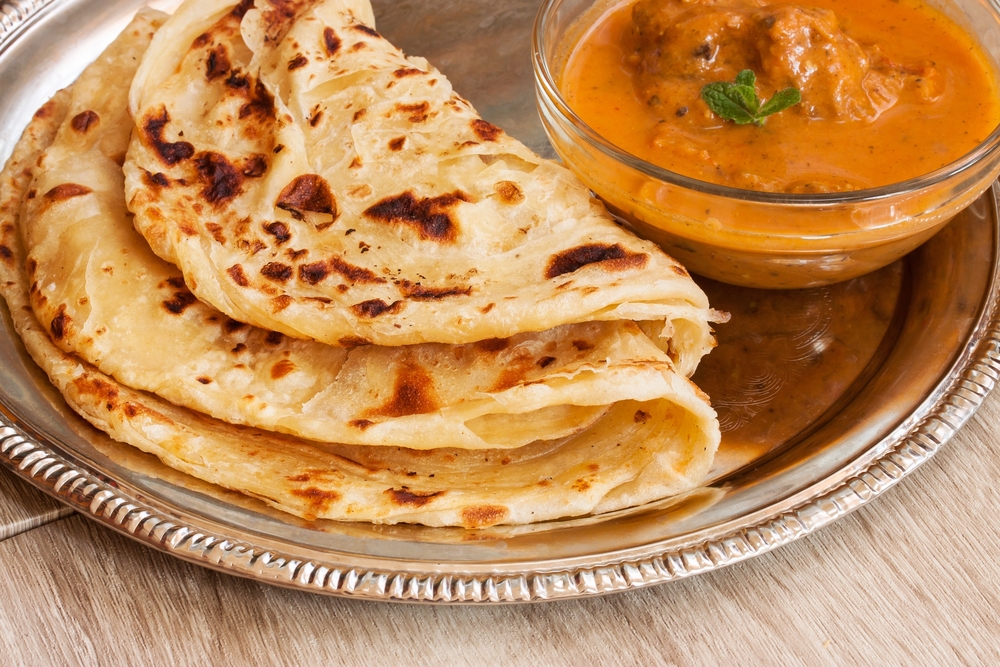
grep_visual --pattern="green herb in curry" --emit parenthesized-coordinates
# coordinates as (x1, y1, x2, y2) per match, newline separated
(701, 70, 801, 126)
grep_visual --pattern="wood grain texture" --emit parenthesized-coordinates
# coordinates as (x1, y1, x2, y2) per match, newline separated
(0, 392, 998, 665)
(0, 463, 73, 540)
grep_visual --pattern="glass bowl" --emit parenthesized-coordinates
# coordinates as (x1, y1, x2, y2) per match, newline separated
(533, 0, 1000, 289)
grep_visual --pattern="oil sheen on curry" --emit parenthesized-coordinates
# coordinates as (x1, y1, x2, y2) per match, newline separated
(562, 0, 1000, 193)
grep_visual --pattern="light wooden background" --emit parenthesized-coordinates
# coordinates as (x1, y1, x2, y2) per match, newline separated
(2, 391, 999, 665)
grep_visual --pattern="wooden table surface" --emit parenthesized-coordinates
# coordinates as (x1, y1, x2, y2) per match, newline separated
(2, 390, 998, 665)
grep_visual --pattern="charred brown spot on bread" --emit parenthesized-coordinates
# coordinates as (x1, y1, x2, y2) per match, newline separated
(224, 318, 247, 334)
(231, 0, 254, 19)
(287, 53, 308, 70)
(352, 108, 367, 122)
(143, 108, 195, 165)
(238, 80, 276, 120)
(493, 180, 524, 205)
(231, 343, 247, 354)
(195, 152, 243, 204)
(363, 191, 471, 243)
(489, 349, 535, 392)
(634, 410, 651, 424)
(142, 170, 170, 189)
(257, 0, 311, 43)
(479, 303, 496, 314)
(122, 402, 143, 419)
(290, 487, 341, 518)
(270, 358, 296, 379)
(545, 244, 648, 279)
(351, 299, 403, 319)
(163, 290, 198, 315)
(73, 375, 119, 409)
(572, 340, 594, 352)
(462, 505, 508, 529)
(329, 257, 385, 284)
(261, 262, 293, 283)
(298, 261, 330, 285)
(263, 221, 291, 245)
(396, 102, 429, 123)
(0, 245, 13, 265)
(323, 27, 341, 56)
(308, 107, 323, 126)
(475, 338, 509, 353)
(225, 71, 249, 90)
(241, 154, 268, 178)
(394, 67, 422, 78)
(276, 174, 337, 219)
(44, 184, 92, 201)
(71, 110, 100, 133)
(205, 44, 231, 80)
(192, 32, 211, 48)
(386, 488, 444, 507)
(49, 305, 70, 340)
(339, 336, 370, 347)
(671, 264, 691, 278)
(471, 119, 503, 142)
(227, 264, 250, 287)
(265, 331, 284, 345)
(349, 419, 375, 430)
(400, 281, 472, 300)
(345, 184, 372, 199)
(351, 24, 380, 37)
(196, 376, 212, 385)
(349, 157, 362, 169)
(388, 136, 406, 152)
(372, 363, 440, 417)
(33, 100, 57, 119)
(271, 294, 294, 312)
(537, 356, 557, 368)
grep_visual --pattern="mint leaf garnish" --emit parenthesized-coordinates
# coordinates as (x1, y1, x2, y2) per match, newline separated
(701, 70, 801, 126)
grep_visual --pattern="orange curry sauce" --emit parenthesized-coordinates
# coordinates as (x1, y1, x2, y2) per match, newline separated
(562, 0, 1000, 193)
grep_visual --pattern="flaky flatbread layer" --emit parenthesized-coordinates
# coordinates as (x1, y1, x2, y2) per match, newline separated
(124, 0, 721, 367)
(0, 11, 721, 527)
(22, 9, 715, 451)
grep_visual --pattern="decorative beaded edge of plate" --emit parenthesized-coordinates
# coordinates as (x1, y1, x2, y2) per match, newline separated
(0, 0, 50, 41)
(1, 318, 997, 603)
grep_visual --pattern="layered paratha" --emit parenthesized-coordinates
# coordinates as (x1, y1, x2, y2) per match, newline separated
(19, 10, 715, 452)
(0, 8, 724, 527)
(124, 0, 719, 366)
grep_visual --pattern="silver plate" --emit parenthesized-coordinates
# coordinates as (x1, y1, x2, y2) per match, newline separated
(1, 0, 999, 603)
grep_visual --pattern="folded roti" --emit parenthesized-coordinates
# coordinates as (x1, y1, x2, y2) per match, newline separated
(20, 10, 715, 452)
(123, 0, 719, 368)
(0, 11, 721, 526)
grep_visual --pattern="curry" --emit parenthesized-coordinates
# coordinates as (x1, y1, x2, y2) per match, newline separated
(562, 0, 1000, 193)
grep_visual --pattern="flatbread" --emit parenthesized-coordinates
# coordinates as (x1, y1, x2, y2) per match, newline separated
(124, 0, 720, 371)
(21, 10, 715, 451)
(0, 11, 722, 527)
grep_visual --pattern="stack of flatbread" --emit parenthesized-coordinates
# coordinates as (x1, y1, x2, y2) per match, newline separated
(0, 0, 724, 528)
